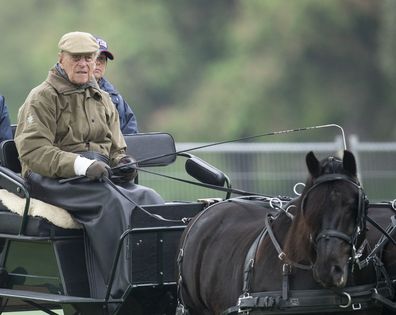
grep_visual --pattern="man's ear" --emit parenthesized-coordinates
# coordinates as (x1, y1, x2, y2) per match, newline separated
(58, 52, 64, 68)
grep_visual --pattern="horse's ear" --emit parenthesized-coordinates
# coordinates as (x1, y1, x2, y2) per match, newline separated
(306, 151, 321, 178)
(342, 150, 357, 177)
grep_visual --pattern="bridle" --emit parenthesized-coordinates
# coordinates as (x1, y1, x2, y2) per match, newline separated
(300, 173, 368, 264)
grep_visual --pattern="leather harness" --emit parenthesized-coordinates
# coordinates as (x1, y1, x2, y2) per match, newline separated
(176, 174, 396, 315)
(221, 175, 396, 314)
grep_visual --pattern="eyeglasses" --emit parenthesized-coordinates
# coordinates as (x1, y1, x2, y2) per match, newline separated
(67, 53, 95, 63)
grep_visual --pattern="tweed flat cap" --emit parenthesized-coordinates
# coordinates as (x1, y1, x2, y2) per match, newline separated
(58, 31, 99, 54)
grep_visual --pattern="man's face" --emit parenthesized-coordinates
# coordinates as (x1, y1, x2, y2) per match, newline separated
(94, 53, 107, 81)
(59, 52, 96, 85)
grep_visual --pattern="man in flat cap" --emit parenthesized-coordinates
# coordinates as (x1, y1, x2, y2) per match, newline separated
(95, 36, 138, 134)
(15, 31, 164, 300)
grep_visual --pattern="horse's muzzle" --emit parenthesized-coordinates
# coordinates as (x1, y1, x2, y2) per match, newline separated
(313, 262, 348, 288)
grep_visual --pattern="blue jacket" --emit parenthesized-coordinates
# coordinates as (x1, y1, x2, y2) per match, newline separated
(98, 78, 138, 134)
(0, 95, 12, 142)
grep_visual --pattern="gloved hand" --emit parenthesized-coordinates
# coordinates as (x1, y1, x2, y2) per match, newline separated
(112, 155, 138, 184)
(86, 161, 111, 181)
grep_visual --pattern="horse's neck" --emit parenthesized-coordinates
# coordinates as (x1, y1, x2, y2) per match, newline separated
(282, 203, 314, 264)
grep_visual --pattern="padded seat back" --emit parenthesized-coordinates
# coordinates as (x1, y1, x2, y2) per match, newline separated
(124, 133, 176, 167)
(0, 140, 21, 173)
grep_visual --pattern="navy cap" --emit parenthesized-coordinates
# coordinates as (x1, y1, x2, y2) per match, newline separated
(95, 36, 114, 60)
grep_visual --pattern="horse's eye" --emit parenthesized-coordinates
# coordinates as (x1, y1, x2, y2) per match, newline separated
(341, 196, 358, 210)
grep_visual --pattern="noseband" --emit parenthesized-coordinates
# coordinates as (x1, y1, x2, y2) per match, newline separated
(301, 173, 368, 260)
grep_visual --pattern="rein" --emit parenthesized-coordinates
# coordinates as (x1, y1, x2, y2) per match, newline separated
(60, 124, 348, 224)
(137, 166, 272, 197)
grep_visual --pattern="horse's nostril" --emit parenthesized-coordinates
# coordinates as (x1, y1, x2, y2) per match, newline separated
(330, 264, 346, 287)
(331, 264, 343, 275)
(314, 262, 347, 288)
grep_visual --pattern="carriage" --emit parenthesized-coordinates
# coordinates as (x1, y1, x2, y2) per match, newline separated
(0, 127, 396, 315)
(0, 131, 232, 315)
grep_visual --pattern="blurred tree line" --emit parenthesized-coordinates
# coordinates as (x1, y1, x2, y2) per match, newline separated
(1, 0, 395, 141)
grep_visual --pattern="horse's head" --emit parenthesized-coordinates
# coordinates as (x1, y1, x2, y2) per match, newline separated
(300, 150, 367, 289)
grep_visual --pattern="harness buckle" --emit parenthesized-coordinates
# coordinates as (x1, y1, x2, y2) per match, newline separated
(339, 292, 352, 309)
(278, 252, 286, 260)
(181, 217, 191, 224)
(238, 294, 253, 314)
(175, 303, 189, 315)
(392, 199, 396, 211)
(282, 263, 291, 275)
(352, 303, 362, 310)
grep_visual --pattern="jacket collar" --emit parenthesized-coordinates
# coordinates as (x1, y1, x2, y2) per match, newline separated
(98, 77, 118, 95)
(46, 67, 102, 98)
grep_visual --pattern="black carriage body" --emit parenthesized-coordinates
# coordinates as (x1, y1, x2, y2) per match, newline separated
(0, 132, 217, 315)
(0, 203, 204, 314)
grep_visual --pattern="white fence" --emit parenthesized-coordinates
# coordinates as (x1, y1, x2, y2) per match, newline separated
(139, 136, 396, 203)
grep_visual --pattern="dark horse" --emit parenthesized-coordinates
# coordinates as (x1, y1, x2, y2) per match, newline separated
(176, 151, 394, 315)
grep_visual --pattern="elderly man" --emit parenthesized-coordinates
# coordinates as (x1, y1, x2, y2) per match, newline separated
(14, 31, 163, 299)
(94, 36, 138, 134)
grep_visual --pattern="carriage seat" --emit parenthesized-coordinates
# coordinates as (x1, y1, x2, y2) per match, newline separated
(0, 133, 177, 237)
(0, 140, 82, 236)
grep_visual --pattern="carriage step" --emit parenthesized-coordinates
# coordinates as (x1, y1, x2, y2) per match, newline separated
(0, 288, 114, 304)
